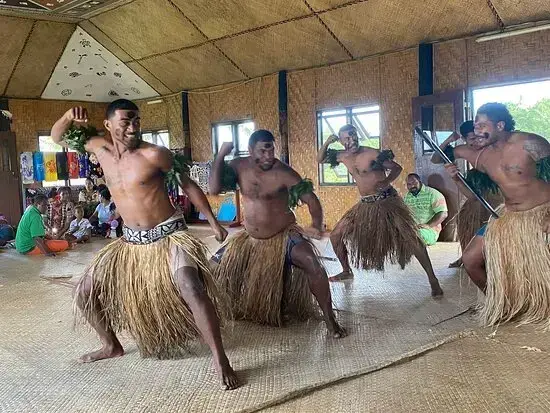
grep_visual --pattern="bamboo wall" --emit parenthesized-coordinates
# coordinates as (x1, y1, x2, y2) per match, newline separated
(9, 99, 107, 153)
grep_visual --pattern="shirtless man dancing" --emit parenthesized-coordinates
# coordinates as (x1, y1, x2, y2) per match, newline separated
(51, 100, 239, 390)
(318, 124, 443, 297)
(433, 102, 550, 327)
(210, 129, 346, 338)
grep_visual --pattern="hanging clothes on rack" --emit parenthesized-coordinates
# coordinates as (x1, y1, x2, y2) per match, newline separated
(20, 152, 34, 184)
(78, 153, 89, 178)
(56, 152, 69, 180)
(67, 152, 79, 179)
(44, 152, 58, 182)
(33, 152, 45, 181)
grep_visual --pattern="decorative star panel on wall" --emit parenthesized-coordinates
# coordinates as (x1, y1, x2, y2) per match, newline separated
(42, 27, 159, 102)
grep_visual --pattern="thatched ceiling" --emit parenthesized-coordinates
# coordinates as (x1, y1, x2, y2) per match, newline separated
(1, 0, 549, 101)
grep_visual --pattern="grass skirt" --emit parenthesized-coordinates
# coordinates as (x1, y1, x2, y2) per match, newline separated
(483, 203, 550, 329)
(213, 225, 318, 327)
(338, 195, 419, 271)
(457, 193, 503, 250)
(74, 231, 227, 358)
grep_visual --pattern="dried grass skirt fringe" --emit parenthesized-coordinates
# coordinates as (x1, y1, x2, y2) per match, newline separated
(457, 193, 503, 251)
(74, 231, 227, 358)
(338, 196, 419, 271)
(483, 203, 550, 329)
(213, 225, 318, 327)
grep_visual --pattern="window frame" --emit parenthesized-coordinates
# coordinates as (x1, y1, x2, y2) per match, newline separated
(316, 105, 381, 186)
(37, 131, 87, 188)
(141, 129, 170, 148)
(211, 119, 255, 158)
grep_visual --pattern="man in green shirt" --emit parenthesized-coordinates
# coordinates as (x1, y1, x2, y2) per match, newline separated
(404, 174, 449, 246)
(16, 195, 69, 256)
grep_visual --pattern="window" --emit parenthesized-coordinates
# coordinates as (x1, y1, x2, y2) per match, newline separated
(38, 133, 87, 187)
(142, 130, 170, 148)
(472, 80, 550, 139)
(212, 120, 255, 159)
(317, 105, 380, 185)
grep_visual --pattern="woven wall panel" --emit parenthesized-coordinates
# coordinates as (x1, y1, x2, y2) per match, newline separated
(467, 30, 550, 88)
(136, 100, 168, 132)
(434, 39, 468, 93)
(435, 31, 550, 104)
(379, 49, 418, 194)
(126, 62, 173, 96)
(189, 93, 214, 162)
(77, 21, 133, 63)
(172, 0, 310, 39)
(215, 17, 350, 78)
(90, 0, 205, 60)
(164, 95, 184, 148)
(319, 0, 497, 58)
(314, 57, 380, 110)
(6, 21, 75, 98)
(189, 75, 280, 162)
(434, 103, 456, 131)
(9, 99, 107, 154)
(139, 43, 246, 91)
(0, 16, 34, 95)
(490, 0, 550, 25)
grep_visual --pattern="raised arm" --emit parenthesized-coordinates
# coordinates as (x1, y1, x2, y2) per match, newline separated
(210, 142, 236, 195)
(431, 132, 461, 164)
(317, 134, 339, 164)
(152, 146, 228, 243)
(285, 168, 323, 239)
(51, 107, 101, 153)
(51, 107, 88, 146)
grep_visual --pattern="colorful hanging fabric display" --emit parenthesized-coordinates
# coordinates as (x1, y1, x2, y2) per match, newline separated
(78, 153, 89, 178)
(33, 152, 45, 181)
(56, 152, 69, 180)
(20, 152, 34, 184)
(44, 152, 58, 182)
(67, 152, 79, 179)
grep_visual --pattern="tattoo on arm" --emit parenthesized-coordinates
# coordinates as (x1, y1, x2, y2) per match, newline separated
(524, 136, 550, 161)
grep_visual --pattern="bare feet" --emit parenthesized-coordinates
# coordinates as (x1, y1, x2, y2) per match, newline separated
(214, 358, 240, 390)
(449, 258, 462, 268)
(431, 282, 444, 297)
(78, 344, 124, 363)
(327, 318, 347, 338)
(328, 270, 354, 282)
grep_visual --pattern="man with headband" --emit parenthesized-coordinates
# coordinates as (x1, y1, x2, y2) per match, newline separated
(210, 129, 346, 338)
(317, 124, 443, 297)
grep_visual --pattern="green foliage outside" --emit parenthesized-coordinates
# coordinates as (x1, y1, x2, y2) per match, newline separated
(504, 98, 550, 139)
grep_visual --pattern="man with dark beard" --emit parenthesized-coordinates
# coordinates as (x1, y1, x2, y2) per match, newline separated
(432, 102, 550, 328)
(51, 100, 239, 390)
(210, 129, 346, 338)
(317, 124, 443, 297)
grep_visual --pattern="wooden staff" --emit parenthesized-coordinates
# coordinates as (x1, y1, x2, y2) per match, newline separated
(414, 126, 499, 219)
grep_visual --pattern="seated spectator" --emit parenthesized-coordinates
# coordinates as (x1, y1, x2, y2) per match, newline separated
(47, 188, 59, 202)
(15, 195, 69, 256)
(79, 178, 99, 217)
(0, 214, 15, 247)
(45, 186, 75, 239)
(64, 205, 92, 243)
(404, 173, 449, 246)
(90, 188, 118, 238)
